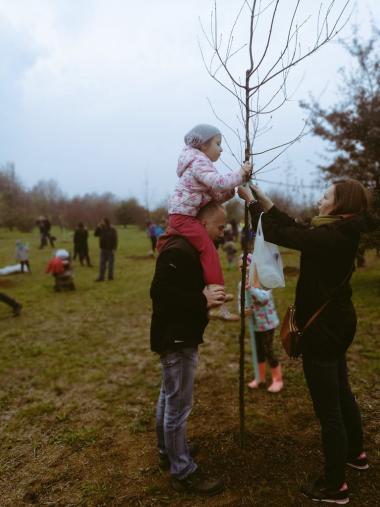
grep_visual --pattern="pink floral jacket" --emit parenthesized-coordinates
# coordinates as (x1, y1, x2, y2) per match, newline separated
(168, 146, 244, 216)
(248, 287, 280, 332)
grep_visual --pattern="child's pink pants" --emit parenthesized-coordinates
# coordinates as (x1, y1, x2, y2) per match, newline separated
(168, 214, 224, 286)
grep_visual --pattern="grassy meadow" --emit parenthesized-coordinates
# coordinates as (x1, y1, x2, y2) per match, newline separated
(0, 226, 378, 506)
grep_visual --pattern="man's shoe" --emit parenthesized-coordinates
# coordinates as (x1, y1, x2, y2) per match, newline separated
(159, 443, 199, 471)
(171, 468, 224, 496)
(95, 278, 104, 282)
(301, 477, 349, 504)
(12, 304, 22, 317)
(346, 451, 369, 470)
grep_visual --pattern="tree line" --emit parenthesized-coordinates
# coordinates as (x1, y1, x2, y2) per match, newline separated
(0, 163, 151, 231)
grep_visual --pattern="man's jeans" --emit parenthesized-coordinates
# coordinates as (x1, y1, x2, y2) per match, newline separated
(156, 347, 198, 479)
(99, 249, 114, 280)
(302, 354, 364, 489)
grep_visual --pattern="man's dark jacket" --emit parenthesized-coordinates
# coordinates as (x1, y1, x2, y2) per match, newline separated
(94, 225, 118, 250)
(249, 203, 374, 359)
(150, 235, 208, 353)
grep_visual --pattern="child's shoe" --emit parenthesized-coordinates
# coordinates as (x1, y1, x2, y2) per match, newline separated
(247, 379, 265, 389)
(208, 304, 239, 322)
(247, 362, 266, 389)
(267, 365, 283, 393)
(346, 451, 369, 470)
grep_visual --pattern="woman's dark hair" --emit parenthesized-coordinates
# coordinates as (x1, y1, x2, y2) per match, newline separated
(331, 178, 369, 215)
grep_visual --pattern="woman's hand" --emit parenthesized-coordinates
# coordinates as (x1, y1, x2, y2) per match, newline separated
(249, 184, 274, 211)
(238, 185, 255, 202)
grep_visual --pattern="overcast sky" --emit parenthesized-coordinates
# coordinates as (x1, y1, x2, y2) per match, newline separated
(0, 0, 379, 207)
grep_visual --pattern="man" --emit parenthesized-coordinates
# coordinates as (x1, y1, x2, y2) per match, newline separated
(150, 202, 227, 495)
(94, 218, 117, 281)
(36, 216, 55, 249)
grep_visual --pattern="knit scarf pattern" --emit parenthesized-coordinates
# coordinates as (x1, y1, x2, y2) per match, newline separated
(311, 215, 353, 228)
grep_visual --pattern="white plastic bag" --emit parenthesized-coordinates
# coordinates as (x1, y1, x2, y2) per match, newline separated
(249, 213, 285, 289)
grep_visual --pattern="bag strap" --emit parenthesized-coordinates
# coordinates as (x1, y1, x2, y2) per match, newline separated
(256, 212, 264, 237)
(303, 265, 355, 332)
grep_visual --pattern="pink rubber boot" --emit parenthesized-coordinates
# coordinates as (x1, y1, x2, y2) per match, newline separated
(267, 364, 283, 393)
(247, 362, 266, 389)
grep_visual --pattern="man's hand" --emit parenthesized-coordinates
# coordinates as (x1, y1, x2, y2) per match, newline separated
(203, 285, 225, 309)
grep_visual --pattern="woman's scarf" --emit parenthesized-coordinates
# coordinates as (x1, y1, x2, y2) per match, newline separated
(311, 214, 354, 228)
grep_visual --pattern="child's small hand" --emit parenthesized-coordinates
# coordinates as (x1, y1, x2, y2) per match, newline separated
(240, 162, 252, 181)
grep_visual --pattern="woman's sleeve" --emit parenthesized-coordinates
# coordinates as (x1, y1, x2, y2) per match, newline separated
(249, 203, 346, 254)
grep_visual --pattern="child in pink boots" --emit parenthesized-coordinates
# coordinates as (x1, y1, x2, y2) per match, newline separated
(167, 124, 251, 321)
(243, 254, 284, 393)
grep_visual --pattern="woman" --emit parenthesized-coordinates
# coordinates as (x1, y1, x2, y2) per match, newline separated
(239, 178, 372, 505)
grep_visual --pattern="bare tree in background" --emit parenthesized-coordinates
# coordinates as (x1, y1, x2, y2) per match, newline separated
(199, 0, 351, 445)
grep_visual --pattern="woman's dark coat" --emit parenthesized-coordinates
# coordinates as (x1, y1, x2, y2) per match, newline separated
(249, 204, 371, 359)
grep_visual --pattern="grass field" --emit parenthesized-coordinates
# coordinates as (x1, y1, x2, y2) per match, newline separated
(0, 226, 378, 506)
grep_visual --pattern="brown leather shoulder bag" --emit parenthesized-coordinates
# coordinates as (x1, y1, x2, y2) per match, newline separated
(280, 267, 354, 358)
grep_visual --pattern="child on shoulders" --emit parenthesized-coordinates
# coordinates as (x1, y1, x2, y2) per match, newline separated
(167, 124, 251, 321)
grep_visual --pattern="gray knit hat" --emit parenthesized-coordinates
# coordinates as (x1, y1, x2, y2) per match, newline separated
(184, 124, 221, 147)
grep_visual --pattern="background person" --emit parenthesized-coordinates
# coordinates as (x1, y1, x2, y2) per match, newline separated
(146, 221, 157, 254)
(36, 216, 55, 249)
(73, 222, 92, 267)
(239, 178, 372, 505)
(94, 218, 117, 281)
(15, 240, 31, 273)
